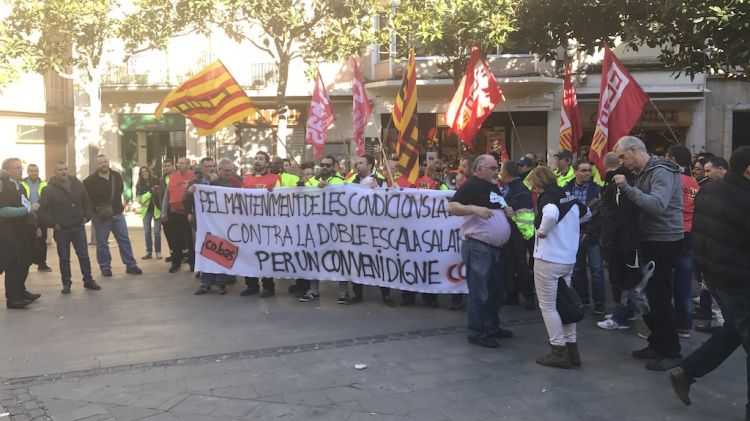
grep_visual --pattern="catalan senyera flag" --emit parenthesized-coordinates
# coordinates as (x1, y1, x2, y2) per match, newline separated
(154, 60, 258, 136)
(391, 49, 419, 184)
(559, 63, 582, 153)
(445, 45, 502, 148)
(590, 46, 649, 173)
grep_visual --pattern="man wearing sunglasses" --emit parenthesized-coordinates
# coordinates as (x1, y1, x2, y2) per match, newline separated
(448, 154, 513, 348)
(308, 155, 344, 188)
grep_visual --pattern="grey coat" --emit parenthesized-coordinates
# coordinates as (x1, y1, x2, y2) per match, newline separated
(620, 156, 684, 242)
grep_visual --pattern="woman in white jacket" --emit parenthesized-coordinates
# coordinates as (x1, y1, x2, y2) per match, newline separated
(526, 166, 591, 369)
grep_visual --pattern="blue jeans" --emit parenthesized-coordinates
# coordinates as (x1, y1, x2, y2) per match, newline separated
(142, 211, 162, 255)
(462, 238, 504, 339)
(92, 213, 137, 270)
(611, 293, 637, 325)
(673, 236, 694, 330)
(680, 288, 750, 417)
(572, 238, 605, 306)
(53, 225, 93, 284)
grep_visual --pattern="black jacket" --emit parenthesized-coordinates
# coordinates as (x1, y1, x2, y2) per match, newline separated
(38, 176, 92, 229)
(83, 171, 125, 216)
(0, 176, 36, 271)
(692, 172, 750, 296)
(595, 167, 643, 289)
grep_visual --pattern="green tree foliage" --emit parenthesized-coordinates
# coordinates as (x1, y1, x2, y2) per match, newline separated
(0, 0, 122, 82)
(515, 0, 749, 78)
(382, 0, 518, 83)
(128, 0, 377, 109)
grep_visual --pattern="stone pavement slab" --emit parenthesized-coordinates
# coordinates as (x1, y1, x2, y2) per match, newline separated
(0, 227, 747, 420)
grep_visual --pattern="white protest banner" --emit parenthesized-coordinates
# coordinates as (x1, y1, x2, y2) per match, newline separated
(194, 184, 468, 294)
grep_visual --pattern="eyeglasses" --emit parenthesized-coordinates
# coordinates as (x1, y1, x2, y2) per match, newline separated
(320, 163, 333, 168)
(480, 165, 499, 171)
(578, 169, 592, 172)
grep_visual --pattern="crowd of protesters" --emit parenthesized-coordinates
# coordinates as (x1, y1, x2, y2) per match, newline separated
(1, 138, 749, 419)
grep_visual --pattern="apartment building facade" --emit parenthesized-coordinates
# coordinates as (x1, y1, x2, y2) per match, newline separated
(2, 31, 748, 200)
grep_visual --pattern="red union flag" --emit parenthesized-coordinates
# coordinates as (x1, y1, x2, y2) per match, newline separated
(352, 60, 371, 157)
(445, 46, 502, 148)
(591, 46, 649, 173)
(305, 70, 335, 159)
(559, 63, 582, 152)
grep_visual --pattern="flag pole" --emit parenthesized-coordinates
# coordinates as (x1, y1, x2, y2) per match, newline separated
(648, 98, 680, 145)
(256, 112, 300, 167)
(332, 123, 357, 173)
(502, 94, 526, 156)
(377, 113, 397, 185)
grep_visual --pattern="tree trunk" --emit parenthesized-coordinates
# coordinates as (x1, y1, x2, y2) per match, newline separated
(73, 67, 102, 179)
(274, 56, 290, 159)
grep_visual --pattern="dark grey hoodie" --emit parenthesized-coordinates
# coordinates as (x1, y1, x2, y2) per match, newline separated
(620, 156, 684, 242)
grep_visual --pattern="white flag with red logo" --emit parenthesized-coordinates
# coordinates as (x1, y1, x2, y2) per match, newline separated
(445, 46, 502, 148)
(352, 60, 371, 157)
(305, 70, 335, 159)
(590, 46, 649, 173)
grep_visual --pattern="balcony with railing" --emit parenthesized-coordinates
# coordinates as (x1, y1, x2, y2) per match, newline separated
(102, 58, 279, 90)
(372, 53, 557, 82)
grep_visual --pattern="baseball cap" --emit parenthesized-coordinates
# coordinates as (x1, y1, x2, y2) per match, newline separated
(517, 157, 534, 167)
(554, 150, 573, 160)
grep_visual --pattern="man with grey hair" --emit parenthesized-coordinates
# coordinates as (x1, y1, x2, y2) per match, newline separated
(603, 152, 621, 173)
(1, 158, 42, 309)
(448, 154, 514, 348)
(613, 136, 684, 371)
(217, 158, 242, 187)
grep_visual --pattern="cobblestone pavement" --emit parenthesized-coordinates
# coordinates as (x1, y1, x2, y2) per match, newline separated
(0, 227, 745, 420)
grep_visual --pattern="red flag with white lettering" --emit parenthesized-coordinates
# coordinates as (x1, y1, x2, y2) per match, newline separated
(305, 70, 335, 159)
(352, 60, 371, 157)
(590, 46, 649, 173)
(445, 46, 502, 148)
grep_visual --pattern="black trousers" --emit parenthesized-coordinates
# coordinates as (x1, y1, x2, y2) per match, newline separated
(162, 219, 175, 257)
(642, 240, 682, 357)
(401, 290, 437, 304)
(245, 277, 275, 292)
(503, 231, 534, 300)
(681, 287, 750, 415)
(168, 212, 193, 268)
(4, 261, 29, 300)
(37, 228, 48, 265)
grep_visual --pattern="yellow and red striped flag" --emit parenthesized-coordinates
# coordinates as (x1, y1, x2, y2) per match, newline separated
(391, 49, 419, 184)
(559, 63, 582, 152)
(154, 60, 258, 136)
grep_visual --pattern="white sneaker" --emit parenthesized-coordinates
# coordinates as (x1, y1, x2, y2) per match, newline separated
(298, 292, 318, 302)
(597, 319, 630, 330)
(156, 252, 162, 259)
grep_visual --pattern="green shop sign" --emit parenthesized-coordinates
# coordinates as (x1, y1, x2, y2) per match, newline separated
(119, 113, 185, 132)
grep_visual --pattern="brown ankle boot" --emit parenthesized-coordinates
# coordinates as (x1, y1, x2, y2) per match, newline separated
(566, 342, 581, 367)
(536, 344, 571, 369)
